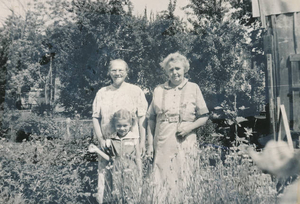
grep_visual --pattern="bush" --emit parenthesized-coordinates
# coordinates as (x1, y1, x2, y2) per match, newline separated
(0, 134, 278, 204)
(1, 110, 62, 141)
(197, 119, 221, 145)
(1, 110, 93, 142)
(0, 136, 98, 204)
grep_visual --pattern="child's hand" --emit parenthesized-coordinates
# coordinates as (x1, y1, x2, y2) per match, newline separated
(88, 144, 98, 153)
(88, 144, 110, 161)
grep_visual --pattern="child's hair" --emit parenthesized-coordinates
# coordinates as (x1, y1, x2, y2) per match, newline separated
(112, 109, 136, 129)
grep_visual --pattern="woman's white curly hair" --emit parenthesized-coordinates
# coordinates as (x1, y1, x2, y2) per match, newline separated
(159, 52, 190, 73)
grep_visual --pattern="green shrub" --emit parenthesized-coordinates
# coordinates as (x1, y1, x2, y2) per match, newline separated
(197, 119, 222, 145)
(1, 110, 93, 142)
(146, 145, 277, 204)
(0, 136, 98, 204)
(0, 135, 278, 204)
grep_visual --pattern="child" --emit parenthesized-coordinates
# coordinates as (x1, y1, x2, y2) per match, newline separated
(89, 109, 142, 203)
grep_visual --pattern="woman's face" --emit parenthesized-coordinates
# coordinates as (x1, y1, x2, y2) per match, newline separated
(109, 62, 128, 87)
(166, 61, 185, 86)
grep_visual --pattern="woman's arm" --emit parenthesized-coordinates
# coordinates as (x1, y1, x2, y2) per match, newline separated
(176, 116, 209, 138)
(92, 117, 105, 149)
(135, 142, 142, 176)
(176, 84, 209, 138)
(147, 119, 156, 158)
(138, 115, 146, 157)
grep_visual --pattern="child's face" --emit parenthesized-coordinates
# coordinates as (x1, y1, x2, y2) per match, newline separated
(114, 119, 131, 137)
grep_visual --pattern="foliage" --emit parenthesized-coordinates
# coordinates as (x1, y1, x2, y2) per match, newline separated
(1, 109, 93, 142)
(197, 119, 222, 145)
(185, 0, 265, 112)
(0, 0, 266, 148)
(0, 27, 8, 110)
(0, 0, 265, 119)
(0, 136, 98, 204)
(0, 1, 277, 203)
(0, 136, 277, 203)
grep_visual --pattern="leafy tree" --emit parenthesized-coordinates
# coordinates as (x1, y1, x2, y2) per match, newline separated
(56, 0, 193, 115)
(3, 13, 45, 108)
(55, 0, 135, 116)
(185, 0, 265, 114)
(0, 0, 265, 122)
(0, 28, 9, 110)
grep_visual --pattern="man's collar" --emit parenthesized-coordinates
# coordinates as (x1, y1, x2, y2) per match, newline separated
(163, 78, 188, 90)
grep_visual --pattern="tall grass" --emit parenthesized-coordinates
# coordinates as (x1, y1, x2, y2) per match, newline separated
(0, 134, 277, 204)
(176, 146, 277, 203)
(0, 135, 98, 204)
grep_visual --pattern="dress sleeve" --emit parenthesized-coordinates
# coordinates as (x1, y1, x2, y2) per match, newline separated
(92, 90, 101, 118)
(195, 85, 209, 117)
(136, 88, 148, 117)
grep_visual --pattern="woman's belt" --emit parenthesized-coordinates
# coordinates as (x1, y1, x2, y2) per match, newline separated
(160, 115, 180, 123)
(159, 114, 194, 123)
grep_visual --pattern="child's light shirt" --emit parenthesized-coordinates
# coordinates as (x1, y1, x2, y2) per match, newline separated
(110, 131, 139, 160)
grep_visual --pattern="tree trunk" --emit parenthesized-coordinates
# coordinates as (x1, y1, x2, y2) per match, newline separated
(49, 56, 53, 106)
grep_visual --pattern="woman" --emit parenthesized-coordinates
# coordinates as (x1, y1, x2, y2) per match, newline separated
(147, 52, 209, 198)
(92, 59, 148, 203)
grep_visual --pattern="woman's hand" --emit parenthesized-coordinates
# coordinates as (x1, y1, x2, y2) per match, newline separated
(176, 126, 192, 138)
(105, 139, 111, 148)
(140, 143, 146, 157)
(176, 116, 209, 138)
(98, 138, 106, 150)
(147, 119, 155, 159)
(146, 145, 154, 159)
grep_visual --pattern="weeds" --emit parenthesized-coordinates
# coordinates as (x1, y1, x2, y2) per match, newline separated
(0, 110, 277, 203)
(0, 135, 277, 204)
(0, 136, 98, 204)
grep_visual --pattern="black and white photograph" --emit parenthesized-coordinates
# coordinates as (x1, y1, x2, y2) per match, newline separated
(0, 0, 299, 203)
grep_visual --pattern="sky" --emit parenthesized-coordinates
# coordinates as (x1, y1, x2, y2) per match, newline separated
(0, 0, 30, 25)
(130, 0, 189, 17)
(0, 0, 190, 27)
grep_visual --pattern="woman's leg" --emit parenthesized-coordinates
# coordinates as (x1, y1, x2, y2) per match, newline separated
(97, 170, 105, 203)
(97, 158, 112, 204)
